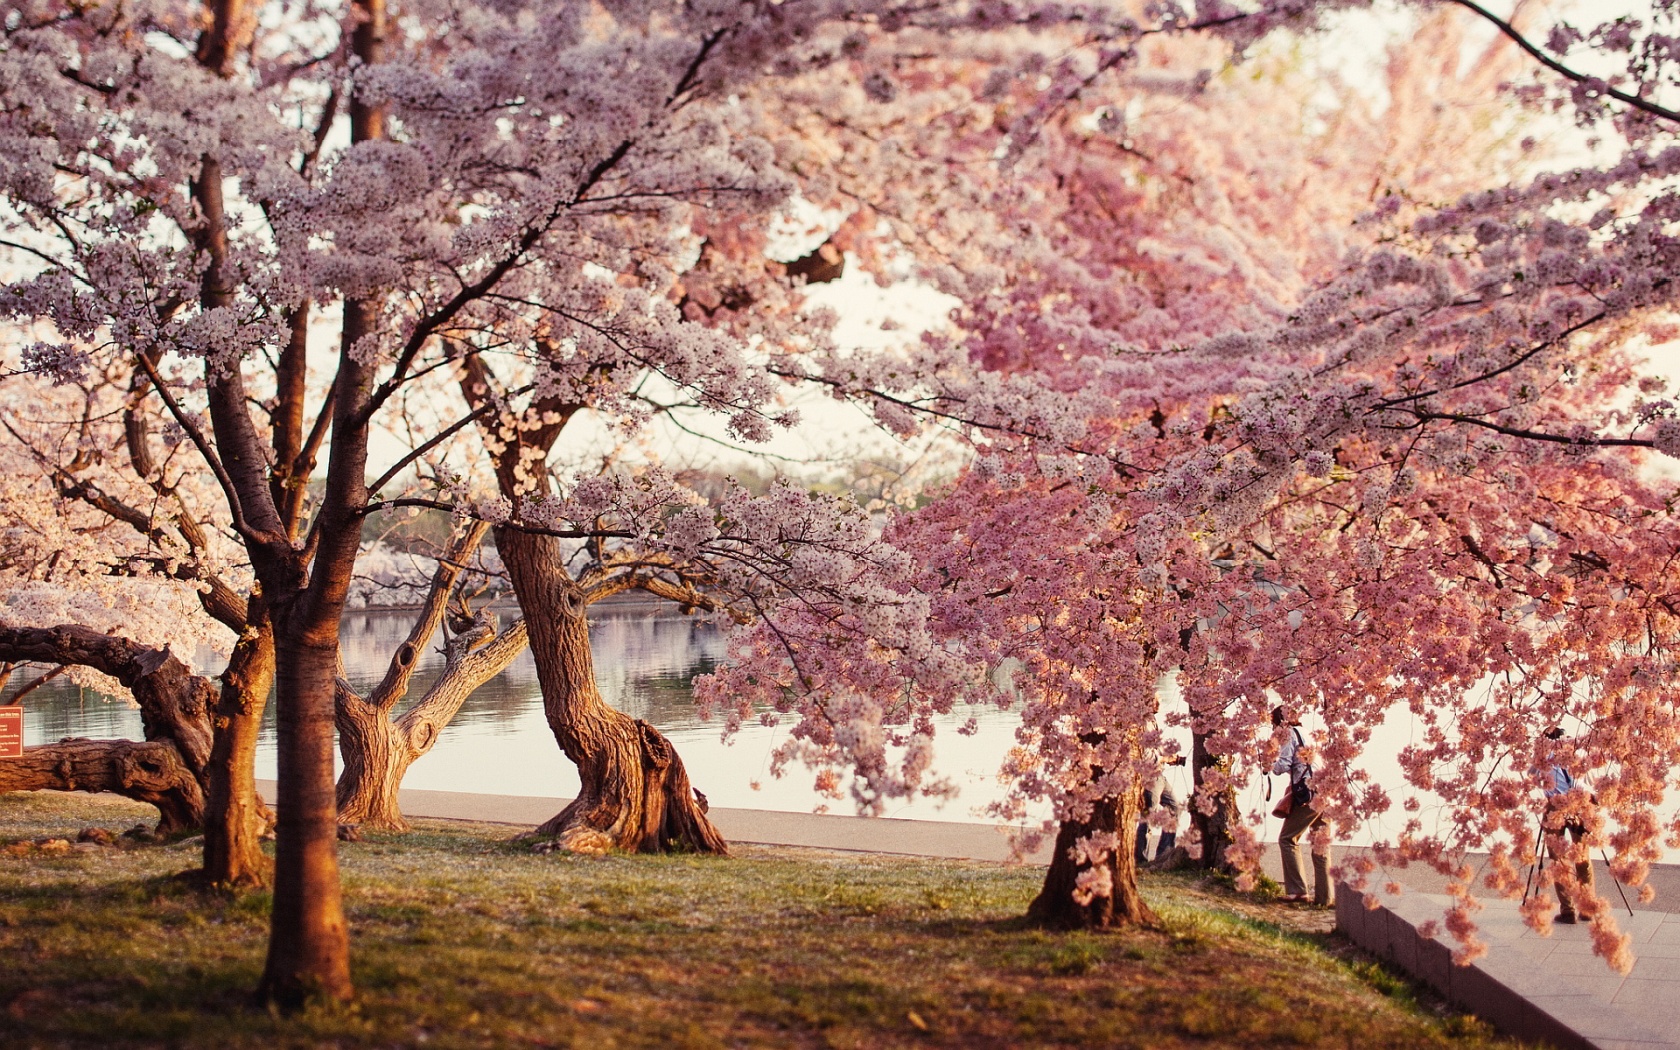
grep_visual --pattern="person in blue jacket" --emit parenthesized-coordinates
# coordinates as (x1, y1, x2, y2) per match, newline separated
(1541, 726, 1596, 924)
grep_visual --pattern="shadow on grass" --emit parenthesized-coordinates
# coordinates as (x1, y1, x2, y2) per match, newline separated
(1, 866, 270, 912)
(0, 797, 1520, 1050)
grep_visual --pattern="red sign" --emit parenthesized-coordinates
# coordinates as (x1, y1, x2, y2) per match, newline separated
(0, 707, 20, 758)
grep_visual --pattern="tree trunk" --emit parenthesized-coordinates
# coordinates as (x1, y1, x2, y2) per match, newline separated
(253, 0, 383, 1001)
(337, 616, 528, 832)
(123, 656, 216, 778)
(1190, 729, 1240, 874)
(254, 286, 370, 1008)
(1027, 786, 1157, 930)
(333, 520, 517, 833)
(335, 685, 409, 831)
(199, 622, 275, 887)
(258, 617, 353, 1006)
(0, 739, 203, 832)
(496, 526, 726, 854)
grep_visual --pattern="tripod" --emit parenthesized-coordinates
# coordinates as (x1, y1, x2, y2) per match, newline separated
(1521, 817, 1633, 917)
(1522, 821, 1545, 904)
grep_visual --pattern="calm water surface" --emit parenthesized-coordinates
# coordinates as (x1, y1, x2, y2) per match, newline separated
(19, 605, 1026, 823)
(15, 606, 1541, 846)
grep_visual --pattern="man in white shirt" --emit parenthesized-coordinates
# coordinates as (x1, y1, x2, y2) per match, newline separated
(1272, 705, 1332, 906)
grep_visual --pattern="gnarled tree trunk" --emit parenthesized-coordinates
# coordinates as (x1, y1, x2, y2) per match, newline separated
(336, 683, 405, 830)
(496, 526, 726, 855)
(337, 614, 528, 830)
(1027, 785, 1157, 930)
(0, 625, 218, 772)
(335, 522, 531, 831)
(1190, 729, 1240, 873)
(0, 738, 204, 832)
(200, 621, 275, 887)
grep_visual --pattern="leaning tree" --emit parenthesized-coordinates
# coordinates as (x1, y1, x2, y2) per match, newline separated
(702, 3, 1547, 928)
(3, 0, 1196, 1004)
(712, 0, 1680, 967)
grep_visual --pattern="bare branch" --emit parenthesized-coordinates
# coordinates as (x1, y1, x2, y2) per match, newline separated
(1446, 0, 1680, 125)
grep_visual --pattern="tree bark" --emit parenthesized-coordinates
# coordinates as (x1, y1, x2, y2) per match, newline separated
(336, 618, 528, 831)
(1190, 729, 1240, 874)
(335, 683, 406, 831)
(199, 621, 275, 887)
(259, 613, 353, 1006)
(1027, 786, 1157, 930)
(0, 739, 203, 832)
(0, 625, 220, 835)
(496, 525, 726, 854)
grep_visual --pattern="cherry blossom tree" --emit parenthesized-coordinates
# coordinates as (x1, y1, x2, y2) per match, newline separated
(705, 1, 1680, 956)
(445, 341, 941, 853)
(0, 352, 275, 881)
(4, 0, 1199, 1004)
(1163, 0, 1680, 966)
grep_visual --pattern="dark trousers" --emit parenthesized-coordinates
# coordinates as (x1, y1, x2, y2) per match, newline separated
(1134, 786, 1178, 865)
(1547, 815, 1596, 920)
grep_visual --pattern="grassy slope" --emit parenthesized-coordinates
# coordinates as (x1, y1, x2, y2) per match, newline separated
(0, 792, 1519, 1049)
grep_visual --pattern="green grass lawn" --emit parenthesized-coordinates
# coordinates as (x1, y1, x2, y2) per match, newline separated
(0, 791, 1518, 1049)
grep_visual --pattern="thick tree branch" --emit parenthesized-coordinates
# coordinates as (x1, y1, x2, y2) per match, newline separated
(0, 623, 217, 774)
(393, 617, 529, 757)
(365, 521, 489, 711)
(0, 738, 203, 831)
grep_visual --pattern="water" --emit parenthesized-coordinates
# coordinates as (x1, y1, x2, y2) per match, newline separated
(6, 605, 1606, 850)
(13, 604, 1027, 823)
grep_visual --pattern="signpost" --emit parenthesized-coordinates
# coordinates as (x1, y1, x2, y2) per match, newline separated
(0, 706, 20, 758)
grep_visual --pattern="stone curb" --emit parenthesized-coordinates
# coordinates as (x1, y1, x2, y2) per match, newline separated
(1335, 880, 1672, 1050)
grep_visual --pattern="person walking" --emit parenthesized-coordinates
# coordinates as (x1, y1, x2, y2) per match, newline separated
(1135, 756, 1186, 866)
(1272, 705, 1332, 906)
(1540, 726, 1596, 924)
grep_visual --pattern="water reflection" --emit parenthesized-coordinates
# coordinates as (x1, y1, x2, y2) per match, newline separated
(20, 688, 142, 743)
(336, 601, 730, 733)
(14, 603, 1024, 822)
(15, 607, 1587, 844)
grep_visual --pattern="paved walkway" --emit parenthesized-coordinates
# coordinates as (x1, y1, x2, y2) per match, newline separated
(258, 782, 1056, 863)
(1345, 882, 1680, 1050)
(272, 783, 1678, 1048)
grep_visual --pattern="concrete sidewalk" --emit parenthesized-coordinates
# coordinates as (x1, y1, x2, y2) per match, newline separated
(1342, 881, 1680, 1050)
(257, 782, 1056, 864)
